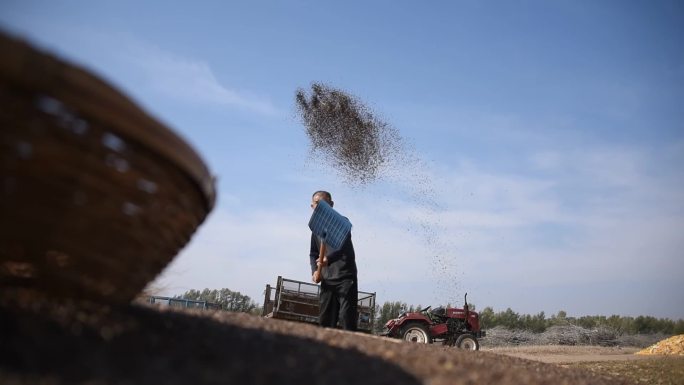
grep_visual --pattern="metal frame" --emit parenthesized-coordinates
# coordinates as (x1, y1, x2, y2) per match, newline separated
(147, 295, 221, 310)
(264, 276, 376, 332)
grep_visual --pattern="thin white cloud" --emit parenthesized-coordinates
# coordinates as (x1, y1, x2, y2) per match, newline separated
(152, 206, 308, 298)
(0, 21, 278, 116)
(125, 42, 279, 115)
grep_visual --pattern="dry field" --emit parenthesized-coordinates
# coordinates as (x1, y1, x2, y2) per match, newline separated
(486, 345, 648, 364)
(487, 345, 684, 385)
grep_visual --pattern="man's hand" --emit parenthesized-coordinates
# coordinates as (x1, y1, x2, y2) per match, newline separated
(312, 255, 327, 283)
(316, 255, 328, 267)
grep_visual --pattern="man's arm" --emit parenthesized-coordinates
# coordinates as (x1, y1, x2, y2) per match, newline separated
(324, 233, 353, 264)
(309, 234, 319, 274)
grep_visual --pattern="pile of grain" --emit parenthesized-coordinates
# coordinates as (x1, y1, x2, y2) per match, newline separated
(1, 289, 630, 385)
(635, 334, 684, 355)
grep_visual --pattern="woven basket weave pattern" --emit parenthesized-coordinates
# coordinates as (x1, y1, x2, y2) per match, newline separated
(0, 33, 214, 303)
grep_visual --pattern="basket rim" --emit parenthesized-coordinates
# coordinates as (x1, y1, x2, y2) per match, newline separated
(0, 31, 216, 211)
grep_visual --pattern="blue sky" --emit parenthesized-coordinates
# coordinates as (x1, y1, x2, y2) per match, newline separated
(2, 1, 683, 319)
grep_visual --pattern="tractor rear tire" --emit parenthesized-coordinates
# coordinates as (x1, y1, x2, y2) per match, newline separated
(455, 334, 479, 350)
(401, 323, 432, 344)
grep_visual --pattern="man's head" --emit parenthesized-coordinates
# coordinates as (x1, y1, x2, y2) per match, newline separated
(311, 190, 333, 210)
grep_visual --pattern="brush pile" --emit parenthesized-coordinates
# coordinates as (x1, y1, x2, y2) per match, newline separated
(483, 326, 537, 346)
(539, 325, 619, 346)
(481, 325, 664, 347)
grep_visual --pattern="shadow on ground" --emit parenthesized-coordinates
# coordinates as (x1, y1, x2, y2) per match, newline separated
(0, 294, 420, 385)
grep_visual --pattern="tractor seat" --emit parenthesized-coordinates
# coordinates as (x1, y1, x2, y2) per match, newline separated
(431, 306, 446, 317)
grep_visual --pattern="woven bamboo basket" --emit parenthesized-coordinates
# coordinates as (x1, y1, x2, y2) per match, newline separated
(0, 32, 216, 303)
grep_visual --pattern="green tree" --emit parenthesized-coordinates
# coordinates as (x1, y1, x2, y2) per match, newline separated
(175, 288, 261, 314)
(526, 311, 547, 332)
(498, 308, 521, 329)
(373, 301, 411, 333)
(479, 306, 495, 328)
(674, 319, 684, 335)
(549, 310, 569, 326)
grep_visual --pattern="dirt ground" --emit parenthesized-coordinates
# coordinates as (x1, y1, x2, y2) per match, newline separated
(485, 345, 649, 364)
(487, 345, 684, 384)
(1, 290, 642, 385)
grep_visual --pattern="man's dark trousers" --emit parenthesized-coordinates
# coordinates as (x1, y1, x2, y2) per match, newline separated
(319, 278, 358, 331)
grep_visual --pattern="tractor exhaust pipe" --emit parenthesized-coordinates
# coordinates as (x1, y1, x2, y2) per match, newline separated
(464, 293, 469, 317)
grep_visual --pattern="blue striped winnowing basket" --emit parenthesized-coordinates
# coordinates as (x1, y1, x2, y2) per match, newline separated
(308, 200, 352, 251)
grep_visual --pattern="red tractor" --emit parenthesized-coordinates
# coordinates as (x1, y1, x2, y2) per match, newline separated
(382, 294, 485, 350)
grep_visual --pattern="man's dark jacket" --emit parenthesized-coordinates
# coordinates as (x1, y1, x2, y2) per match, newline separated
(309, 233, 357, 285)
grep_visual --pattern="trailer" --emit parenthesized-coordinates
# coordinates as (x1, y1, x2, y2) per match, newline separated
(262, 276, 376, 333)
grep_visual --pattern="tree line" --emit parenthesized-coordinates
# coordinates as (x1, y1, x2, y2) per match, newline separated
(174, 288, 262, 315)
(373, 301, 684, 335)
(476, 307, 684, 335)
(172, 289, 684, 336)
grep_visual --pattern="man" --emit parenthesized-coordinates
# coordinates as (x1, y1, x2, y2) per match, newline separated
(310, 191, 358, 331)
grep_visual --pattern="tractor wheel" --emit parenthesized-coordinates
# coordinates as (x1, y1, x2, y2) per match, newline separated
(401, 323, 432, 344)
(455, 334, 479, 350)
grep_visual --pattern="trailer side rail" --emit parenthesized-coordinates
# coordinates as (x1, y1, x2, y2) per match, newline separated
(264, 276, 376, 332)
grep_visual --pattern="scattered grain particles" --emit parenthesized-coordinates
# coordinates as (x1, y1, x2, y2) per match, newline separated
(295, 82, 462, 304)
(295, 82, 402, 185)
